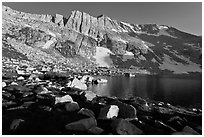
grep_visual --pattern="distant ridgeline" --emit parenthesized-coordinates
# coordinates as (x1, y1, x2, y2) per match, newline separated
(2, 5, 202, 74)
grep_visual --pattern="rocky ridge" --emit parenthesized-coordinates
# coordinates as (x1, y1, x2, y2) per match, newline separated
(2, 5, 202, 74)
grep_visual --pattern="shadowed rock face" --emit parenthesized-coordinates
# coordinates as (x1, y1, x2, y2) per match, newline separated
(2, 5, 202, 74)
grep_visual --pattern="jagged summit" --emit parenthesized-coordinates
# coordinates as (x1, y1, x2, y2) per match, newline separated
(97, 14, 105, 18)
(2, 5, 196, 37)
(2, 5, 202, 74)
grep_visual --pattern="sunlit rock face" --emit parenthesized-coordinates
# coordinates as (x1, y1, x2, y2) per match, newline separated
(2, 5, 202, 74)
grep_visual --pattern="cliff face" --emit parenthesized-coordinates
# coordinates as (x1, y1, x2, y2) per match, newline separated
(2, 5, 202, 74)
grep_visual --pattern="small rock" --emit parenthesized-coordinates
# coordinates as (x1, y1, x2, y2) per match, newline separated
(80, 75, 94, 83)
(10, 119, 25, 131)
(158, 102, 164, 106)
(67, 77, 87, 90)
(135, 97, 147, 105)
(156, 106, 175, 115)
(41, 67, 48, 72)
(167, 104, 197, 116)
(2, 101, 18, 109)
(16, 69, 26, 75)
(35, 77, 42, 82)
(21, 92, 36, 102)
(97, 78, 108, 83)
(92, 79, 98, 84)
(39, 105, 52, 112)
(128, 118, 146, 130)
(182, 126, 200, 135)
(2, 91, 15, 100)
(55, 95, 73, 104)
(78, 108, 95, 118)
(192, 108, 197, 112)
(10, 82, 18, 85)
(107, 105, 119, 119)
(138, 115, 154, 125)
(167, 116, 185, 131)
(4, 85, 23, 92)
(28, 74, 41, 82)
(34, 85, 50, 94)
(17, 76, 25, 81)
(154, 120, 176, 132)
(65, 118, 97, 132)
(98, 105, 119, 119)
(111, 118, 143, 135)
(2, 82, 7, 88)
(88, 126, 104, 135)
(65, 101, 80, 112)
(82, 91, 97, 101)
(28, 74, 38, 80)
(168, 116, 184, 123)
(38, 86, 52, 94)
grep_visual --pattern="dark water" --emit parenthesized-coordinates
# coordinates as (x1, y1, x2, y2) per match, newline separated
(88, 75, 202, 108)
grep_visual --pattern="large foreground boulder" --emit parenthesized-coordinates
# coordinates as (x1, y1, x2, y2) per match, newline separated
(67, 78, 87, 90)
(55, 95, 73, 104)
(182, 126, 200, 135)
(111, 118, 144, 135)
(167, 116, 186, 131)
(9, 119, 25, 131)
(65, 101, 80, 112)
(65, 118, 97, 132)
(131, 97, 152, 113)
(98, 105, 119, 119)
(172, 126, 200, 135)
(81, 91, 97, 101)
(78, 108, 95, 118)
(154, 120, 176, 133)
(2, 82, 7, 88)
(88, 126, 104, 135)
(110, 101, 137, 119)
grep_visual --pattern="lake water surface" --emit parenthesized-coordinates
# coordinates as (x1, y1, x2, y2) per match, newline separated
(88, 75, 202, 108)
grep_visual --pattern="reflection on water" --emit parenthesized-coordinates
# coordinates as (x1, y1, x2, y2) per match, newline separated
(87, 75, 202, 108)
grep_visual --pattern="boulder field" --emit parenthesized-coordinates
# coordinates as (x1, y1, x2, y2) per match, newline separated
(2, 70, 202, 135)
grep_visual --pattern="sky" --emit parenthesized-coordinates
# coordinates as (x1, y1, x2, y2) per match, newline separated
(2, 2, 202, 35)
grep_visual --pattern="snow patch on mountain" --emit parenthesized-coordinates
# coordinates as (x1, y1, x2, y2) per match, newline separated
(124, 51, 134, 56)
(93, 47, 114, 68)
(122, 51, 135, 61)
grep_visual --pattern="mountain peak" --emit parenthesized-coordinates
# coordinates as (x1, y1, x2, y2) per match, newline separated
(2, 5, 202, 74)
(97, 14, 106, 18)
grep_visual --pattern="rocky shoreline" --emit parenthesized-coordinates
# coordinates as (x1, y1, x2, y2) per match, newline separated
(2, 68, 202, 135)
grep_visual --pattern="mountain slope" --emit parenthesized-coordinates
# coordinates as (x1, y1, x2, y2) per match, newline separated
(2, 5, 202, 74)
